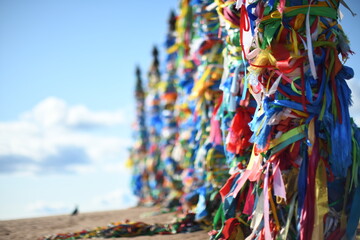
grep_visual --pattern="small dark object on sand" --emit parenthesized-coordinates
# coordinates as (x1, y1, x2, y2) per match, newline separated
(71, 206, 78, 216)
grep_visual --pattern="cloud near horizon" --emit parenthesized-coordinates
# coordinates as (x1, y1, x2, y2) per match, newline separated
(92, 188, 137, 209)
(26, 187, 136, 217)
(26, 201, 72, 216)
(0, 97, 131, 175)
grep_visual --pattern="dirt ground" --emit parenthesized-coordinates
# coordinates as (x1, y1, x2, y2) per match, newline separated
(0, 206, 209, 240)
(1, 207, 359, 240)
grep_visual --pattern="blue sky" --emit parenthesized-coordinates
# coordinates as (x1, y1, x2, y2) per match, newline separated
(0, 0, 178, 219)
(0, 0, 359, 220)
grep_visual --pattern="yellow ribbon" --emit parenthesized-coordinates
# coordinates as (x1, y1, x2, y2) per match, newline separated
(190, 66, 213, 100)
(167, 43, 179, 54)
(269, 124, 305, 149)
(311, 158, 329, 240)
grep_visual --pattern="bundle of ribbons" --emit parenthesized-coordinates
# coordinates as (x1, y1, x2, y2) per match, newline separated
(176, 0, 229, 224)
(46, 0, 360, 239)
(160, 10, 183, 208)
(39, 213, 202, 240)
(211, 0, 359, 239)
(129, 0, 360, 239)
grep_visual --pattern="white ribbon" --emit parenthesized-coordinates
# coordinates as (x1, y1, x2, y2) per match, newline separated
(306, 5, 318, 80)
(235, 0, 243, 10)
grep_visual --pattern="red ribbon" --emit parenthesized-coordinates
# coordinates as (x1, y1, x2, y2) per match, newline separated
(239, 3, 250, 60)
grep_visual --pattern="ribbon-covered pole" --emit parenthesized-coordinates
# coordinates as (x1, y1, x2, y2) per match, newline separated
(129, 67, 149, 204)
(160, 10, 183, 208)
(144, 46, 165, 205)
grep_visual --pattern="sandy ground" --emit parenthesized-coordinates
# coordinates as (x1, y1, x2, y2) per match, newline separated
(1, 207, 359, 240)
(0, 207, 209, 240)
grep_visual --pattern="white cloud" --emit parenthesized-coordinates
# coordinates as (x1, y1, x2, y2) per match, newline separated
(0, 97, 131, 175)
(24, 188, 137, 218)
(92, 188, 136, 210)
(22, 97, 68, 128)
(67, 105, 125, 128)
(21, 97, 126, 129)
(26, 201, 72, 215)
